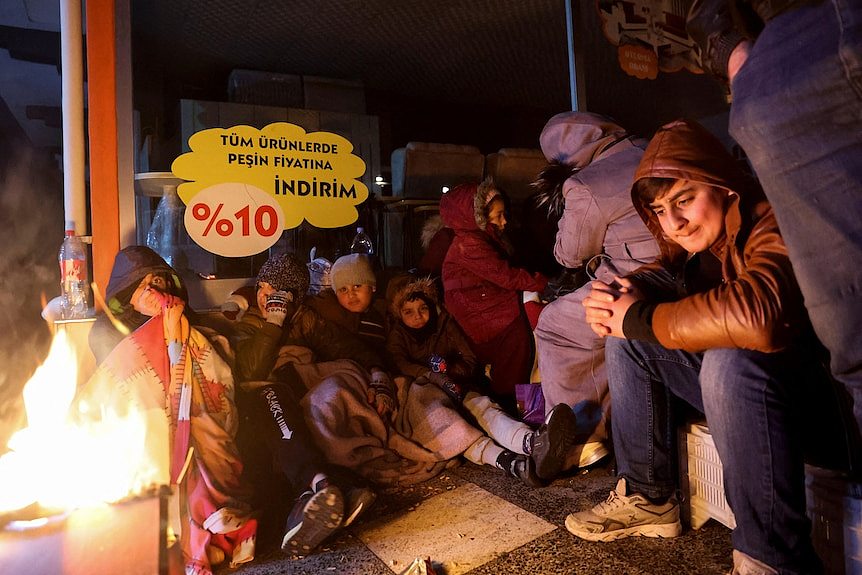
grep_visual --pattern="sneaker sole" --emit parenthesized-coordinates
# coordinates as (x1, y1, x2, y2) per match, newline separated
(564, 515, 682, 542)
(577, 443, 610, 468)
(533, 405, 578, 479)
(282, 487, 344, 555)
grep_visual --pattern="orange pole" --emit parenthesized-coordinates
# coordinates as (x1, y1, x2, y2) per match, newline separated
(85, 0, 120, 303)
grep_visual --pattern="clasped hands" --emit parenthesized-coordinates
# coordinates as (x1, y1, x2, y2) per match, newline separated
(582, 276, 642, 339)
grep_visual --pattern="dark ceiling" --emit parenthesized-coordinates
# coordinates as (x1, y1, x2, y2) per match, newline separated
(131, 0, 571, 112)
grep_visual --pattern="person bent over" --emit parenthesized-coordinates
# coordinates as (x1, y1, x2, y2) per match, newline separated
(567, 119, 827, 574)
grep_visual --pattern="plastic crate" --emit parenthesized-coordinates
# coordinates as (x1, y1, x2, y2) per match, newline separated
(680, 422, 736, 530)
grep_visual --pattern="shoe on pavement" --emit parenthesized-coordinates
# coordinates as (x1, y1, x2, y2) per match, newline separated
(496, 450, 546, 488)
(728, 550, 778, 575)
(531, 403, 577, 479)
(342, 486, 377, 527)
(282, 482, 344, 556)
(565, 477, 681, 542)
(568, 441, 610, 469)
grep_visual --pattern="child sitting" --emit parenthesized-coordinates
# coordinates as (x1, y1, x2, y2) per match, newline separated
(306, 253, 387, 350)
(386, 275, 578, 483)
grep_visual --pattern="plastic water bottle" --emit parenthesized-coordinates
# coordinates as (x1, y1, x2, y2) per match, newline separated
(349, 226, 374, 256)
(58, 222, 89, 319)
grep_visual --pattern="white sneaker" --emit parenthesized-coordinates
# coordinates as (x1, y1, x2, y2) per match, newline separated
(565, 478, 681, 542)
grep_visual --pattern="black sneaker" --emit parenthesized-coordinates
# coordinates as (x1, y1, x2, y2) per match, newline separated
(531, 404, 577, 480)
(496, 450, 546, 488)
(511, 454, 546, 488)
(342, 486, 377, 527)
(281, 483, 344, 556)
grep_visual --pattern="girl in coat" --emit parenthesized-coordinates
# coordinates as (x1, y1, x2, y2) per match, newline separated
(440, 177, 547, 411)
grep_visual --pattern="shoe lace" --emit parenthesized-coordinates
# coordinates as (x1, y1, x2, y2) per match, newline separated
(594, 488, 627, 514)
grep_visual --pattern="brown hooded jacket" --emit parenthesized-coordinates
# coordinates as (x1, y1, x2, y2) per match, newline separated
(627, 119, 808, 353)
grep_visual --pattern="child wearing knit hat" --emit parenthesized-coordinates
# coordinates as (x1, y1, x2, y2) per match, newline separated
(231, 252, 388, 557)
(307, 253, 388, 352)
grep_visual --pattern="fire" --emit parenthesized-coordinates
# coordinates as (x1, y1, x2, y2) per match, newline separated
(0, 330, 168, 514)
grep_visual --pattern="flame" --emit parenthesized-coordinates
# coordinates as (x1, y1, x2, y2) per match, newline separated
(0, 330, 167, 513)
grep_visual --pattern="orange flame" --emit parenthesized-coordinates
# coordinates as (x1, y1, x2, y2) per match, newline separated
(0, 330, 168, 514)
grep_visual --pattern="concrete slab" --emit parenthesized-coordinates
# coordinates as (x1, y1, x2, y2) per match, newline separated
(355, 482, 557, 574)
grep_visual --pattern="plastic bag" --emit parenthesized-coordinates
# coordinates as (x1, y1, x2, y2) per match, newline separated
(516, 383, 545, 426)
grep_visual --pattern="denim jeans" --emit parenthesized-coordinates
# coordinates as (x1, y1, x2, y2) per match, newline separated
(729, 0, 862, 450)
(606, 337, 822, 574)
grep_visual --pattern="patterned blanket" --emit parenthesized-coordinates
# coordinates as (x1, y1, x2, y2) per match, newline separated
(80, 314, 256, 575)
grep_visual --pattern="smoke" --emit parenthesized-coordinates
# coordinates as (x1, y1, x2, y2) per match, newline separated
(0, 147, 64, 447)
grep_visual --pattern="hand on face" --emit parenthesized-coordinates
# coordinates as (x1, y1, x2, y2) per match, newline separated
(131, 273, 181, 317)
(582, 276, 640, 338)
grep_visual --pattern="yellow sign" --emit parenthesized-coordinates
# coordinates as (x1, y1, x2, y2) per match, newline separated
(171, 123, 369, 230)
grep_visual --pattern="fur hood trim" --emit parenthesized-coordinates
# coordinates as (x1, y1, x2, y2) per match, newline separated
(388, 275, 439, 318)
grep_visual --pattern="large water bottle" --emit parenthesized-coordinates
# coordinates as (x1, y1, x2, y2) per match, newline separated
(349, 226, 374, 256)
(58, 222, 90, 319)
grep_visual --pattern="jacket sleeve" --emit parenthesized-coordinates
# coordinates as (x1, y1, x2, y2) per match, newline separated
(554, 181, 608, 268)
(386, 327, 430, 379)
(651, 212, 805, 352)
(232, 311, 283, 383)
(455, 234, 548, 292)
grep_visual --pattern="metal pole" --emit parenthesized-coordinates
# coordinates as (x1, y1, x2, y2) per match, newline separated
(60, 0, 88, 235)
(565, 0, 579, 111)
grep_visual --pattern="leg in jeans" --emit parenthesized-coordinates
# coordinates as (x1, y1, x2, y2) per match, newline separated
(607, 337, 820, 573)
(606, 337, 703, 500)
(729, 0, 862, 450)
(701, 348, 820, 574)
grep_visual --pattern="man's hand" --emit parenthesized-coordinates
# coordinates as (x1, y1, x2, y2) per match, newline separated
(582, 276, 642, 338)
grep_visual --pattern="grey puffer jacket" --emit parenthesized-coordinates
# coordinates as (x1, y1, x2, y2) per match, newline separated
(539, 112, 659, 273)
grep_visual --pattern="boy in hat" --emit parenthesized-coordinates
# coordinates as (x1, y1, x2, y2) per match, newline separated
(232, 253, 384, 557)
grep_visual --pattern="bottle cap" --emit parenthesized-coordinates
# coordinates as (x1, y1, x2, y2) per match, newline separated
(357, 226, 364, 234)
(65, 220, 76, 235)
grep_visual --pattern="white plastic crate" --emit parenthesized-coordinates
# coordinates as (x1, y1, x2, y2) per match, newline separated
(681, 422, 736, 530)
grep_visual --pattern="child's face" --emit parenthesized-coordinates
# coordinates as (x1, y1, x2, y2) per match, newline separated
(131, 273, 168, 316)
(336, 284, 374, 313)
(400, 298, 430, 329)
(487, 197, 507, 232)
(648, 180, 729, 253)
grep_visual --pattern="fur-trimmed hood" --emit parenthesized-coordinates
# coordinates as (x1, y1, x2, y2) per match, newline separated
(439, 177, 499, 235)
(387, 275, 439, 318)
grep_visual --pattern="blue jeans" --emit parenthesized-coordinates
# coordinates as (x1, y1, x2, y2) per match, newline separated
(606, 337, 822, 574)
(729, 0, 862, 450)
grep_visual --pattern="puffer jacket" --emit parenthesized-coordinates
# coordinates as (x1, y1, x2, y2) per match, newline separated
(232, 303, 385, 385)
(440, 183, 547, 343)
(628, 119, 808, 352)
(539, 112, 658, 270)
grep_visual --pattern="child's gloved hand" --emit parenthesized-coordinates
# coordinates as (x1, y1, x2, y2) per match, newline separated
(264, 290, 293, 326)
(367, 370, 396, 421)
(427, 371, 464, 403)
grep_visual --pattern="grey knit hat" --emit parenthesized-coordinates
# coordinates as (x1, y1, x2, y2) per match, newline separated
(257, 253, 310, 297)
(331, 254, 376, 291)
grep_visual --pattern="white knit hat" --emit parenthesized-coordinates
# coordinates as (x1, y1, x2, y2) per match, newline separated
(331, 254, 376, 291)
